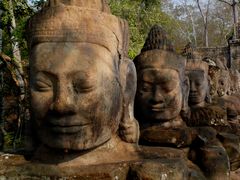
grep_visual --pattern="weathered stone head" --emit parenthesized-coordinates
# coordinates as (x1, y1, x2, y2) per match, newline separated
(205, 58, 231, 97)
(134, 25, 189, 128)
(186, 61, 211, 108)
(27, 0, 138, 151)
(216, 69, 231, 97)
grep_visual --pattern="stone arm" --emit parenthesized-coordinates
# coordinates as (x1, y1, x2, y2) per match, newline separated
(118, 58, 139, 143)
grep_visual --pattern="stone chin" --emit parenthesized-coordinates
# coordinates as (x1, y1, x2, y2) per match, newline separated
(36, 124, 113, 150)
(143, 107, 181, 123)
(189, 99, 204, 107)
(158, 113, 180, 122)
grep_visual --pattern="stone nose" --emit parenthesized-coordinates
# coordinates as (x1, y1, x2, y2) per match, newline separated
(152, 87, 164, 103)
(50, 83, 76, 115)
(190, 81, 197, 92)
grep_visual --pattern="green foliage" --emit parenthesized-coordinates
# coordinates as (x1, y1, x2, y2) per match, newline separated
(29, 0, 46, 11)
(1, 0, 233, 59)
(4, 132, 15, 149)
(0, 0, 33, 59)
(109, 0, 179, 58)
(3, 131, 24, 150)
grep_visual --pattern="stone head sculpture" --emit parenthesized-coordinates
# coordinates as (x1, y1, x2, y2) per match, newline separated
(216, 69, 231, 97)
(27, 0, 138, 151)
(134, 25, 189, 128)
(186, 61, 211, 108)
(205, 58, 231, 97)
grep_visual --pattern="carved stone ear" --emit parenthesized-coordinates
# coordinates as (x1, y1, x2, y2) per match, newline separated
(118, 57, 139, 143)
(205, 76, 212, 103)
(181, 76, 190, 119)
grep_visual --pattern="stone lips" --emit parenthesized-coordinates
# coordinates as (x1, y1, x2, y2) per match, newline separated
(27, 6, 129, 57)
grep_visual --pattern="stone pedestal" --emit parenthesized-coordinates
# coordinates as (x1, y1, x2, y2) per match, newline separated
(0, 143, 207, 179)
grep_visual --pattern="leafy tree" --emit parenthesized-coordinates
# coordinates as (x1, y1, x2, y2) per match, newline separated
(196, 0, 211, 47)
(28, 0, 46, 10)
(218, 0, 239, 39)
(165, 0, 236, 47)
(109, 0, 179, 58)
(0, 0, 33, 61)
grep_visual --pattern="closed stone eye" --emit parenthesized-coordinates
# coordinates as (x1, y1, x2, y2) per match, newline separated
(33, 80, 52, 92)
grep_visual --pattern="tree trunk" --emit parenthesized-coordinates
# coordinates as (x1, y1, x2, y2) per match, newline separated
(204, 24, 209, 47)
(232, 0, 238, 39)
(184, 0, 197, 46)
(232, 0, 238, 24)
(218, 0, 239, 39)
(0, 1, 4, 148)
(196, 0, 210, 47)
(9, 0, 23, 75)
(0, 0, 3, 53)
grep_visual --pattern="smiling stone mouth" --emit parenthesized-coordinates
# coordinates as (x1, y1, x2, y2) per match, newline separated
(151, 108, 162, 112)
(189, 95, 198, 98)
(50, 125, 89, 134)
(189, 93, 198, 96)
(150, 106, 165, 112)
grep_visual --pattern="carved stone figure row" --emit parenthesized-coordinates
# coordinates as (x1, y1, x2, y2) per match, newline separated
(133, 25, 234, 179)
(0, 1, 203, 179)
(1, 1, 240, 179)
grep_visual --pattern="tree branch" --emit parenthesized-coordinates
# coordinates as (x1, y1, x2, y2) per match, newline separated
(196, 0, 205, 23)
(218, 0, 232, 6)
(205, 0, 211, 25)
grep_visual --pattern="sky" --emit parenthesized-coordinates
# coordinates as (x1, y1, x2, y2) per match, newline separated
(171, 0, 195, 5)
(172, 0, 182, 4)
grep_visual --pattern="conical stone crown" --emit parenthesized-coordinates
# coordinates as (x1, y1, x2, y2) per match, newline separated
(141, 25, 174, 53)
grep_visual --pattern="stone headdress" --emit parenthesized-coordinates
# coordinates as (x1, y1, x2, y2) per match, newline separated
(133, 25, 186, 79)
(186, 61, 209, 77)
(27, 0, 129, 57)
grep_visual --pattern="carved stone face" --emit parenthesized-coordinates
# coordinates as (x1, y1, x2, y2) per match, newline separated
(216, 70, 230, 97)
(136, 68, 182, 122)
(30, 42, 122, 150)
(187, 70, 208, 107)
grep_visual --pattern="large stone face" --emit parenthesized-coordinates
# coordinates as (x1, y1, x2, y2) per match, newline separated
(30, 42, 122, 150)
(27, 0, 139, 152)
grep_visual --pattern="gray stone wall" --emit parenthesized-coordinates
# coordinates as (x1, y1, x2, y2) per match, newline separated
(190, 41, 240, 72)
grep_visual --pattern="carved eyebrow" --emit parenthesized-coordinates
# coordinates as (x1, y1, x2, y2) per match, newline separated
(68, 71, 89, 77)
(67, 71, 97, 81)
(158, 76, 176, 83)
(36, 71, 58, 80)
(141, 80, 154, 84)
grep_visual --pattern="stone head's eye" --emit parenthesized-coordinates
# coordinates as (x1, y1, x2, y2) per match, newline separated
(33, 80, 52, 92)
(141, 83, 152, 92)
(162, 84, 174, 93)
(72, 81, 95, 94)
(159, 78, 176, 93)
(219, 80, 224, 86)
(195, 81, 202, 87)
